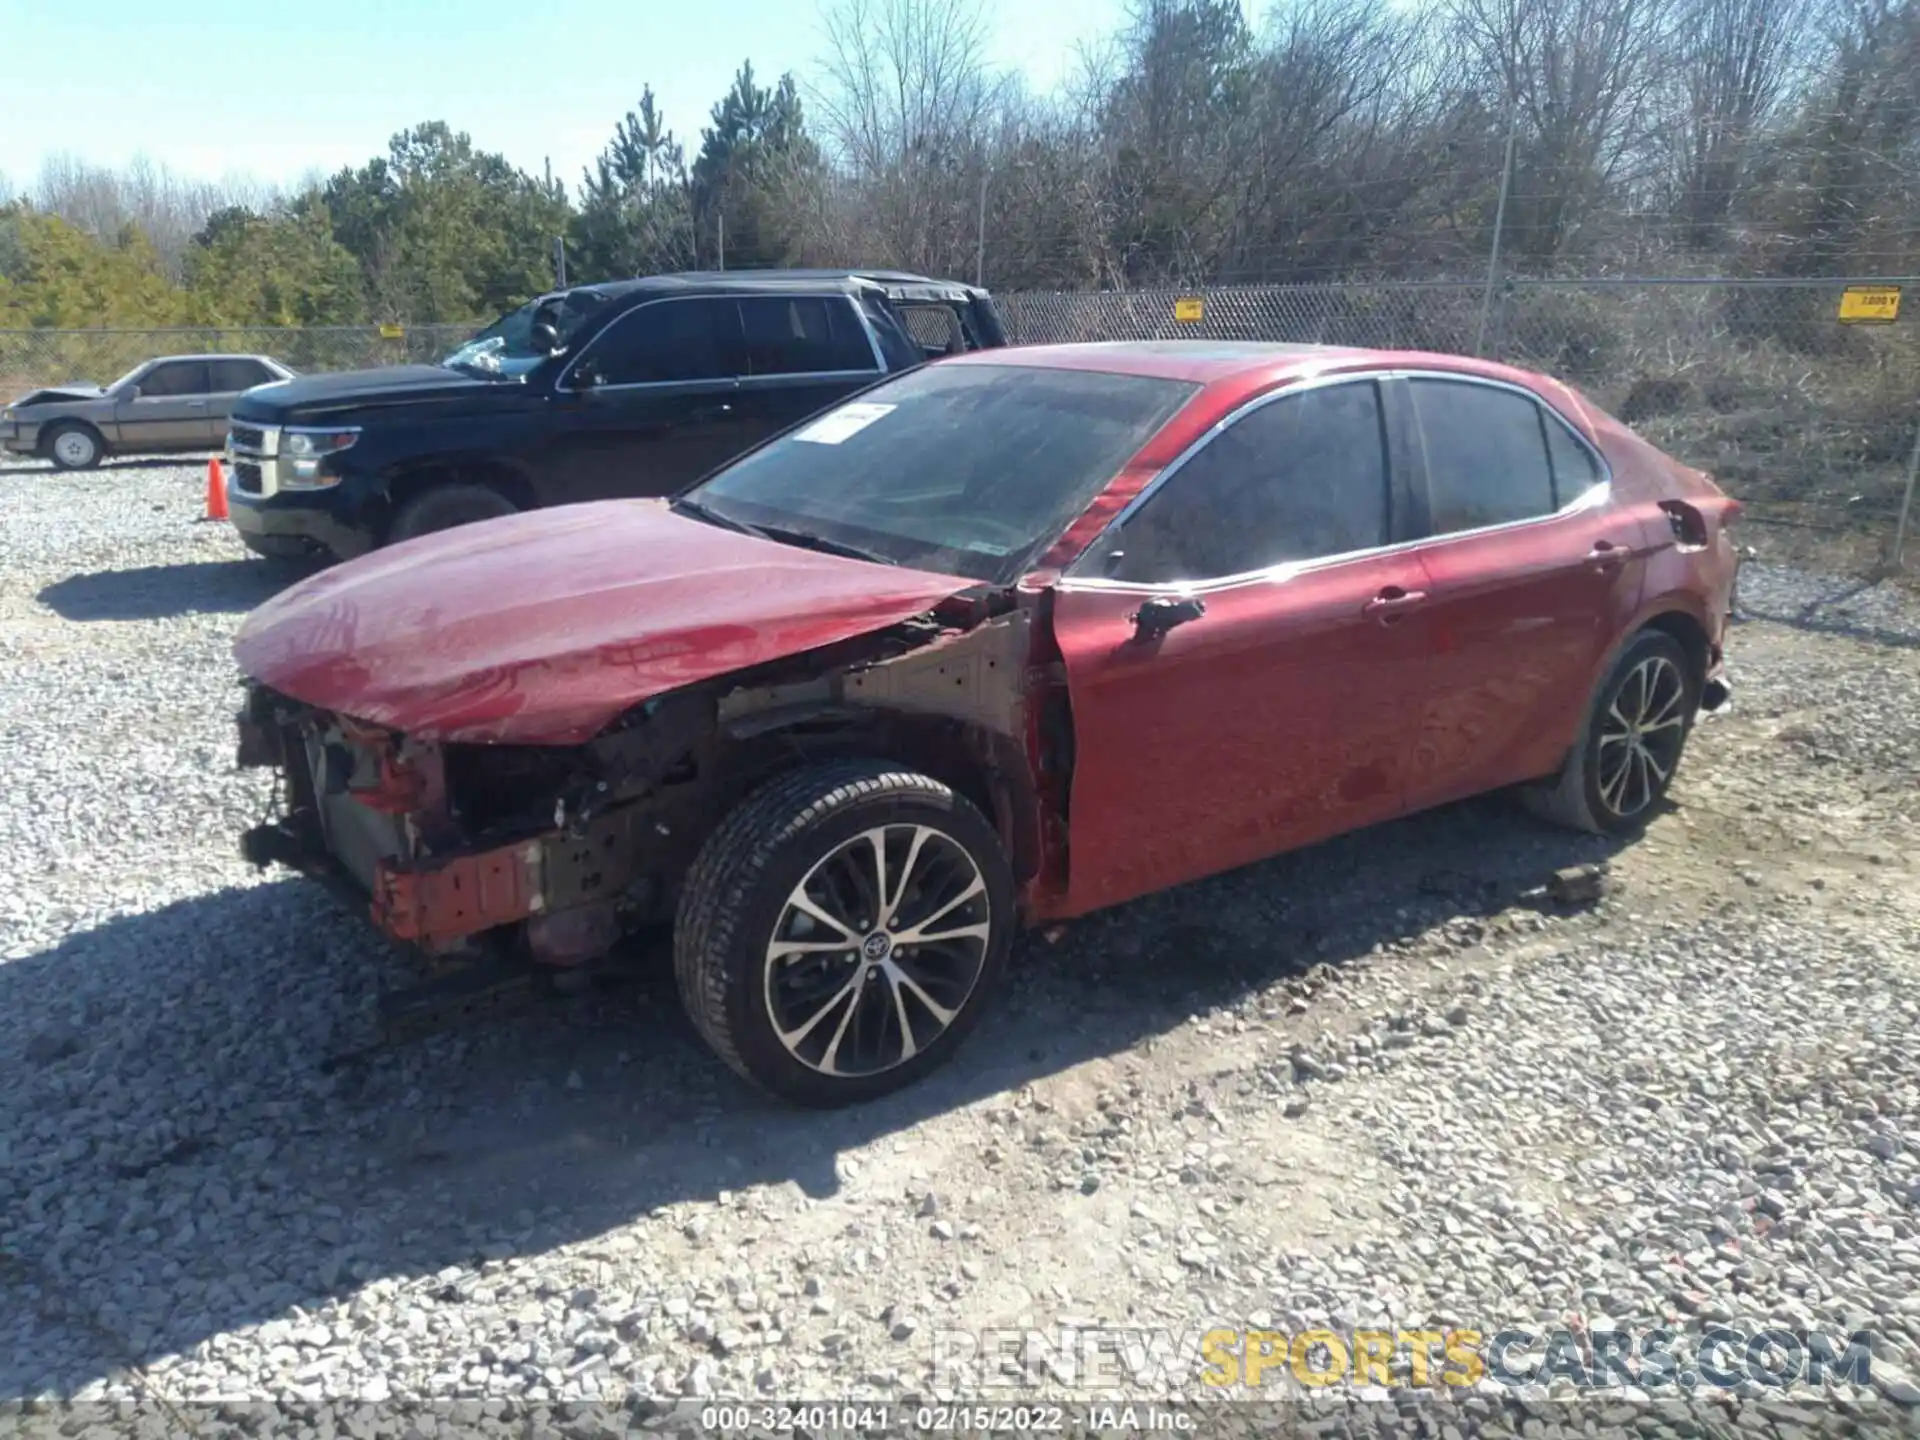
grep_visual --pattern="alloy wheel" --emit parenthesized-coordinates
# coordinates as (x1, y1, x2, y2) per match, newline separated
(1595, 654, 1688, 820)
(762, 823, 992, 1079)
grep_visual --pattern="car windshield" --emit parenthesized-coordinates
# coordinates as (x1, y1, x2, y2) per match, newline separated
(678, 363, 1199, 584)
(441, 289, 610, 379)
(106, 364, 146, 392)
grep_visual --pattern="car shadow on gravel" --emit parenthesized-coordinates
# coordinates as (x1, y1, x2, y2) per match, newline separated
(36, 559, 315, 621)
(0, 795, 1634, 1383)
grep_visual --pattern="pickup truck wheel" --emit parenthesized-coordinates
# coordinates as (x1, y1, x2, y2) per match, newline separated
(387, 483, 517, 544)
(45, 423, 104, 471)
(674, 761, 1014, 1108)
(1520, 630, 1698, 835)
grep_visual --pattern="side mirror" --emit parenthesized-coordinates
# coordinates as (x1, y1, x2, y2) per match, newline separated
(1131, 594, 1205, 642)
(530, 320, 561, 355)
(126, 385, 143, 400)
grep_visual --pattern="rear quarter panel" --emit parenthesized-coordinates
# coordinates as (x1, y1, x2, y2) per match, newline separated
(1589, 406, 1740, 658)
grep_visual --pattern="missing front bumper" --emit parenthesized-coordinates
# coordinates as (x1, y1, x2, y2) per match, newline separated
(243, 802, 644, 955)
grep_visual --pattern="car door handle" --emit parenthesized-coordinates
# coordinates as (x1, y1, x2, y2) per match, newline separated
(1362, 586, 1427, 623)
(188, 400, 208, 409)
(1588, 540, 1627, 569)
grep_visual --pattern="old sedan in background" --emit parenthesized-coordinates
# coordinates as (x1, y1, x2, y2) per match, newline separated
(231, 341, 1740, 1106)
(3, 353, 295, 469)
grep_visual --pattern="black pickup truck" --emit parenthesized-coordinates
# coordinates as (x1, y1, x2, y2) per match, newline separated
(225, 269, 1008, 560)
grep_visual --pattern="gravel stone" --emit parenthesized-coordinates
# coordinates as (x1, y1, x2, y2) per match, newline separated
(2, 463, 1917, 1433)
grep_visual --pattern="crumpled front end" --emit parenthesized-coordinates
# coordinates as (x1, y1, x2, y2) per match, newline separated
(236, 684, 663, 964)
(234, 590, 1058, 969)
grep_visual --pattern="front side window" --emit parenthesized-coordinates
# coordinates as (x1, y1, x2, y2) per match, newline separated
(1101, 380, 1391, 584)
(1411, 378, 1557, 533)
(680, 363, 1198, 584)
(738, 296, 877, 375)
(576, 298, 737, 387)
(138, 362, 210, 398)
(443, 289, 611, 380)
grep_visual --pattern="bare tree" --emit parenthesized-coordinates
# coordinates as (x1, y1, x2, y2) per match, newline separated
(30, 153, 284, 276)
(1224, 0, 1434, 279)
(1448, 0, 1675, 261)
(1667, 0, 1813, 248)
(811, 0, 1008, 274)
(1754, 0, 1920, 273)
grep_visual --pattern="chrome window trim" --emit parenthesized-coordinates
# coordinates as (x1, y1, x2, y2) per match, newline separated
(557, 291, 884, 393)
(1060, 366, 1613, 595)
(1394, 367, 1613, 502)
(736, 368, 890, 391)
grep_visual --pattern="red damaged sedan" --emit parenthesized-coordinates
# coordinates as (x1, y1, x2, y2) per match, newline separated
(233, 342, 1738, 1106)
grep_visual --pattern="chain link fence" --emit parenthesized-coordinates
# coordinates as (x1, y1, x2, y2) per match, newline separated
(1002, 278, 1920, 572)
(0, 323, 478, 397)
(5, 280, 1915, 568)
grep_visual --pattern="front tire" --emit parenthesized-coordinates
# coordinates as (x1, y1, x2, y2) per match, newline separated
(45, 423, 104, 471)
(386, 482, 518, 544)
(674, 761, 1014, 1107)
(1521, 630, 1699, 834)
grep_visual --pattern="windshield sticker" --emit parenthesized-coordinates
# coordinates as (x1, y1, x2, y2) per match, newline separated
(793, 402, 897, 445)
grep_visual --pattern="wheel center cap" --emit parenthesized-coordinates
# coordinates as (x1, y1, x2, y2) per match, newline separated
(861, 931, 893, 963)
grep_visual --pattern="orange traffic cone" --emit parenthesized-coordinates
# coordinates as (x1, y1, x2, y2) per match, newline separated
(202, 456, 230, 522)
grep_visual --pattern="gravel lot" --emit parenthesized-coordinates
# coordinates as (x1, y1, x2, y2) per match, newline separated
(2, 458, 1917, 1433)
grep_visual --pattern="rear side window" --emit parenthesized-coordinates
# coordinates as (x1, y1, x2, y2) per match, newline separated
(139, 362, 210, 397)
(858, 297, 924, 370)
(577, 298, 735, 386)
(1105, 380, 1390, 583)
(1410, 379, 1557, 533)
(899, 304, 965, 356)
(738, 296, 877, 376)
(1544, 415, 1603, 498)
(209, 359, 271, 392)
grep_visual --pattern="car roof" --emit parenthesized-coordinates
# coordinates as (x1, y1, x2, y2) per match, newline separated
(145, 353, 284, 365)
(942, 340, 1556, 393)
(569, 269, 984, 303)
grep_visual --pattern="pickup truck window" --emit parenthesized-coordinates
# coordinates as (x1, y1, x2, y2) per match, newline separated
(575, 298, 736, 387)
(738, 296, 878, 376)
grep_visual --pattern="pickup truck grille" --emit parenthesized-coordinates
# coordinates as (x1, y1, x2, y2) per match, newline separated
(227, 421, 281, 497)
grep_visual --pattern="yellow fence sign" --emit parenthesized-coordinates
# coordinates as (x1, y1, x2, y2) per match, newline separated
(378, 323, 406, 340)
(1837, 286, 1900, 324)
(1173, 296, 1206, 323)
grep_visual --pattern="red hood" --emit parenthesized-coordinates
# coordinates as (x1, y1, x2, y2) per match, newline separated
(232, 500, 971, 743)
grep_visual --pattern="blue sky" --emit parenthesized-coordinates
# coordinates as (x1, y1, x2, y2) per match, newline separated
(0, 0, 1223, 196)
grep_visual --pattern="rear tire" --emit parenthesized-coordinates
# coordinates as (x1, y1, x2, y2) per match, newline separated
(386, 482, 517, 544)
(45, 423, 104, 471)
(1520, 630, 1698, 835)
(674, 760, 1014, 1108)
